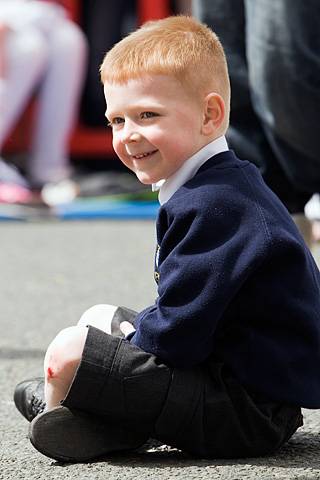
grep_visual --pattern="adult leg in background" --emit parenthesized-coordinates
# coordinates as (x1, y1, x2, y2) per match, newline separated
(244, 0, 320, 213)
(0, 28, 47, 149)
(29, 17, 87, 186)
(193, 0, 318, 218)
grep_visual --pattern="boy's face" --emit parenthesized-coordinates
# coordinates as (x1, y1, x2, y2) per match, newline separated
(104, 75, 208, 184)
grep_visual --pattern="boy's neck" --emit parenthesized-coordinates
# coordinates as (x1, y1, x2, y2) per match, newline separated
(153, 135, 228, 204)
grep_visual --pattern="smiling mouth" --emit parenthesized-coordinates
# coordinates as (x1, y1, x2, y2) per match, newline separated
(131, 150, 158, 159)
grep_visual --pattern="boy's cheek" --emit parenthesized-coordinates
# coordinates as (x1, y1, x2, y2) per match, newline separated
(112, 138, 123, 159)
(114, 147, 133, 170)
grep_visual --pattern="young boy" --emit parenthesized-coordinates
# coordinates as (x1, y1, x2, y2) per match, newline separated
(14, 16, 320, 462)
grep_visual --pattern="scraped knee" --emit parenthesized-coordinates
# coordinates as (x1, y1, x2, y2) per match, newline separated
(44, 326, 88, 384)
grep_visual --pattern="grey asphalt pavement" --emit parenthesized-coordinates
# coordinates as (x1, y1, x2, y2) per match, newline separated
(1, 220, 320, 480)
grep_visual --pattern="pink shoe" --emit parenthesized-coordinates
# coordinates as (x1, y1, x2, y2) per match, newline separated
(0, 182, 34, 204)
(0, 181, 43, 206)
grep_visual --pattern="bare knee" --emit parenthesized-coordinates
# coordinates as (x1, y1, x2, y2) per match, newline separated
(77, 304, 117, 333)
(44, 326, 88, 384)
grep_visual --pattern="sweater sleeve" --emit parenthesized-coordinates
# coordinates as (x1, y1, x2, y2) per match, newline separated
(130, 184, 269, 367)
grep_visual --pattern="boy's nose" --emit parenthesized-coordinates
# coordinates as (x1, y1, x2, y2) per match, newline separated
(121, 124, 141, 144)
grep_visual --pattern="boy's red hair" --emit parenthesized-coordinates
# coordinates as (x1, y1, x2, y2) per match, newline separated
(100, 15, 230, 118)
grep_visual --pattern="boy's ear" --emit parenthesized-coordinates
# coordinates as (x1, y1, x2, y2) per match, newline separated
(201, 93, 225, 136)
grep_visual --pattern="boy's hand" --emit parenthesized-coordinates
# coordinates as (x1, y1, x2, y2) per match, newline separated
(120, 321, 136, 337)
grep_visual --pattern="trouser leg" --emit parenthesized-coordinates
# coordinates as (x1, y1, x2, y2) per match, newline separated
(193, 0, 316, 213)
(193, 0, 271, 171)
(0, 29, 47, 148)
(245, 0, 320, 211)
(81, 0, 134, 126)
(29, 19, 87, 185)
(63, 327, 172, 439)
(63, 327, 302, 458)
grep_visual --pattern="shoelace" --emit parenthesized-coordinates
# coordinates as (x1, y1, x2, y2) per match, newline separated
(31, 394, 46, 418)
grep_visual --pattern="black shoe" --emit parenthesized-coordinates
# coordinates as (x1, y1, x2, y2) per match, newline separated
(14, 378, 46, 421)
(29, 406, 147, 463)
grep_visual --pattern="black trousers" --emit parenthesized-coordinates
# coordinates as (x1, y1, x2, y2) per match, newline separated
(194, 0, 320, 214)
(63, 316, 302, 458)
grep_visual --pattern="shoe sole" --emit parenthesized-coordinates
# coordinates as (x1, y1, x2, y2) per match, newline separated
(29, 406, 146, 462)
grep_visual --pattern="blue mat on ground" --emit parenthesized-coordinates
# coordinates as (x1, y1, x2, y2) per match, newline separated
(54, 199, 159, 220)
(0, 199, 159, 221)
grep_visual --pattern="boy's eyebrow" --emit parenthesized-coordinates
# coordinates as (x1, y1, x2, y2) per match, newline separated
(105, 107, 123, 118)
(105, 102, 166, 120)
(105, 110, 115, 121)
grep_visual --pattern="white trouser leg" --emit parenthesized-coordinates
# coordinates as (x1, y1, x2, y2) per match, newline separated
(29, 20, 87, 185)
(0, 28, 48, 148)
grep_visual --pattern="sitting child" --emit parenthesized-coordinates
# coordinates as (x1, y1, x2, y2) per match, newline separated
(14, 15, 320, 463)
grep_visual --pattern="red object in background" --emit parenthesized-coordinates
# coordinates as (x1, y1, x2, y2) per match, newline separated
(3, 0, 170, 159)
(59, 0, 80, 21)
(138, 0, 170, 24)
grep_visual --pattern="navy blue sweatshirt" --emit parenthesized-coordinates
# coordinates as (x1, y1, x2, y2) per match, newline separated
(130, 151, 320, 408)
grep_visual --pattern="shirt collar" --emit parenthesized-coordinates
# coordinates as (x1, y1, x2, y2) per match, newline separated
(153, 135, 228, 205)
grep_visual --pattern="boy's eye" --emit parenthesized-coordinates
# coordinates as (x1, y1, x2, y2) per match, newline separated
(140, 111, 157, 119)
(108, 117, 124, 127)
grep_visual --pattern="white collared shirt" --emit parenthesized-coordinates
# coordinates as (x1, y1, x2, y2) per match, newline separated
(153, 135, 229, 205)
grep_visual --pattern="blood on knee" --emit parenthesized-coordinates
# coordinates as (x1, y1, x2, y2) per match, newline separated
(47, 366, 55, 379)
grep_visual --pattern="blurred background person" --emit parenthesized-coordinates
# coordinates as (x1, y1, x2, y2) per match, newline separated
(80, 0, 136, 128)
(0, 0, 87, 203)
(0, 0, 192, 206)
(193, 0, 320, 247)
